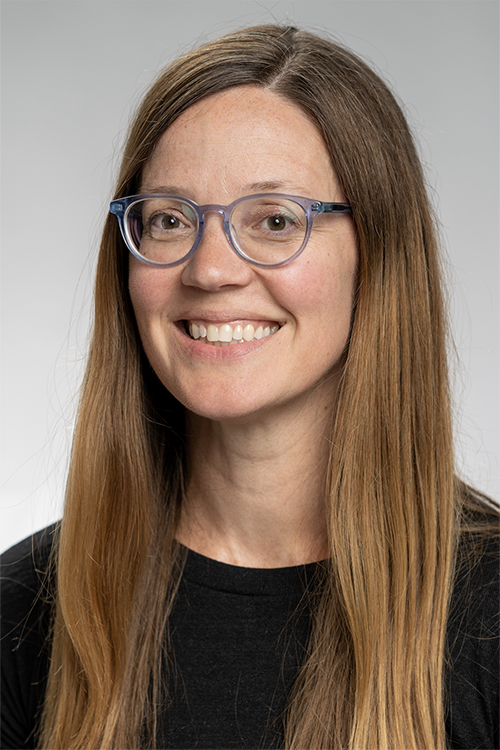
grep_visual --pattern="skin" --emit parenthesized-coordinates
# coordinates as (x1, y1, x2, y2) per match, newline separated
(129, 86, 358, 567)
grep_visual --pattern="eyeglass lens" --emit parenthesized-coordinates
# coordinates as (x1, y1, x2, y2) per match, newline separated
(126, 196, 308, 265)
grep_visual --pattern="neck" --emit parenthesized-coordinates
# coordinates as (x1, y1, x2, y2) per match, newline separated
(177, 397, 334, 568)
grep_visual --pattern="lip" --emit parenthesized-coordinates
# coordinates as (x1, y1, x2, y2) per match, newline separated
(173, 318, 282, 359)
(175, 309, 284, 325)
(186, 318, 279, 328)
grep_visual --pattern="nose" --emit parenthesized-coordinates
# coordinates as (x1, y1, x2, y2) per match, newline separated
(180, 211, 254, 291)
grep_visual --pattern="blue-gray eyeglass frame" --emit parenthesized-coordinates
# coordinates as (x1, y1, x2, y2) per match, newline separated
(109, 193, 352, 269)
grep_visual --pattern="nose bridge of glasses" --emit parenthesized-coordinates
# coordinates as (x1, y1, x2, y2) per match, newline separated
(198, 203, 230, 224)
(196, 203, 234, 248)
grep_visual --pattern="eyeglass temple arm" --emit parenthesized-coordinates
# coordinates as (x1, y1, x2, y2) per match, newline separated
(312, 202, 352, 214)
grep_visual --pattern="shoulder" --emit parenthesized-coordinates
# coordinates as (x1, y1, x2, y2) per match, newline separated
(1, 524, 57, 591)
(1, 525, 58, 750)
(1, 525, 57, 632)
(446, 528, 499, 750)
(0, 526, 56, 656)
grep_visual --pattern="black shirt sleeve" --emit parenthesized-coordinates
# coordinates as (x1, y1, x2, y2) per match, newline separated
(446, 534, 500, 750)
(1, 527, 55, 750)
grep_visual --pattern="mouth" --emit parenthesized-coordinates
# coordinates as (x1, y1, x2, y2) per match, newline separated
(185, 320, 281, 347)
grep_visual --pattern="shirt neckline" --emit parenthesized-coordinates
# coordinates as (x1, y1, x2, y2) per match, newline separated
(180, 544, 321, 597)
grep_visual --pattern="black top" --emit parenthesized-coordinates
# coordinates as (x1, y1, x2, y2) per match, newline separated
(1, 526, 498, 750)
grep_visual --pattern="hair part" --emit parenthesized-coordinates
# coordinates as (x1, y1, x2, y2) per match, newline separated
(39, 24, 497, 749)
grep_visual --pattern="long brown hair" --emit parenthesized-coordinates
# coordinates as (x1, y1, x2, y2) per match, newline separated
(39, 25, 497, 748)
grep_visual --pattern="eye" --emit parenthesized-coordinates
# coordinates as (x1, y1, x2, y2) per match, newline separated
(248, 207, 299, 233)
(143, 203, 196, 241)
(266, 215, 289, 231)
(254, 208, 301, 236)
(153, 213, 182, 231)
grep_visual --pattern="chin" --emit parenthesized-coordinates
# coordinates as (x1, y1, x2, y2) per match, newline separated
(183, 395, 274, 425)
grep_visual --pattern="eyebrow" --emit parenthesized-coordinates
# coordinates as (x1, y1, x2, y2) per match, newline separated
(138, 181, 302, 198)
(246, 181, 296, 193)
(139, 185, 190, 196)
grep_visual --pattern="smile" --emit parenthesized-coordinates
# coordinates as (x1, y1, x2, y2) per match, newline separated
(187, 321, 280, 347)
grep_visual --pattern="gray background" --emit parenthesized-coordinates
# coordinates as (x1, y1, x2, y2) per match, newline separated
(1, 1, 498, 552)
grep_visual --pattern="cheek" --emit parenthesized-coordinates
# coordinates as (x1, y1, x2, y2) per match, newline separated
(279, 238, 358, 333)
(319, 227, 358, 323)
(284, 233, 358, 377)
(127, 263, 181, 378)
(128, 265, 176, 387)
(128, 261, 171, 323)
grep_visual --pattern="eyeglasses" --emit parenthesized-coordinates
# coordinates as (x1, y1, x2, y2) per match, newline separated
(110, 193, 352, 269)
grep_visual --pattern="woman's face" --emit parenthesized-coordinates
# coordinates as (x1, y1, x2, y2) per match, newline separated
(129, 86, 358, 424)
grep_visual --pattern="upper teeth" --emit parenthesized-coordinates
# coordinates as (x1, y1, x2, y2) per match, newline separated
(189, 322, 279, 345)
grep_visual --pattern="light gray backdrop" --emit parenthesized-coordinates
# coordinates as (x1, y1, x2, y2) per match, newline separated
(1, 0, 498, 552)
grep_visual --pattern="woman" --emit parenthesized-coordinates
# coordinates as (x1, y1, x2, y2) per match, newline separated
(1, 24, 498, 750)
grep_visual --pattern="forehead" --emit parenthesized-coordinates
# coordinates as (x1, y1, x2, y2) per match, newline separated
(140, 86, 337, 200)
